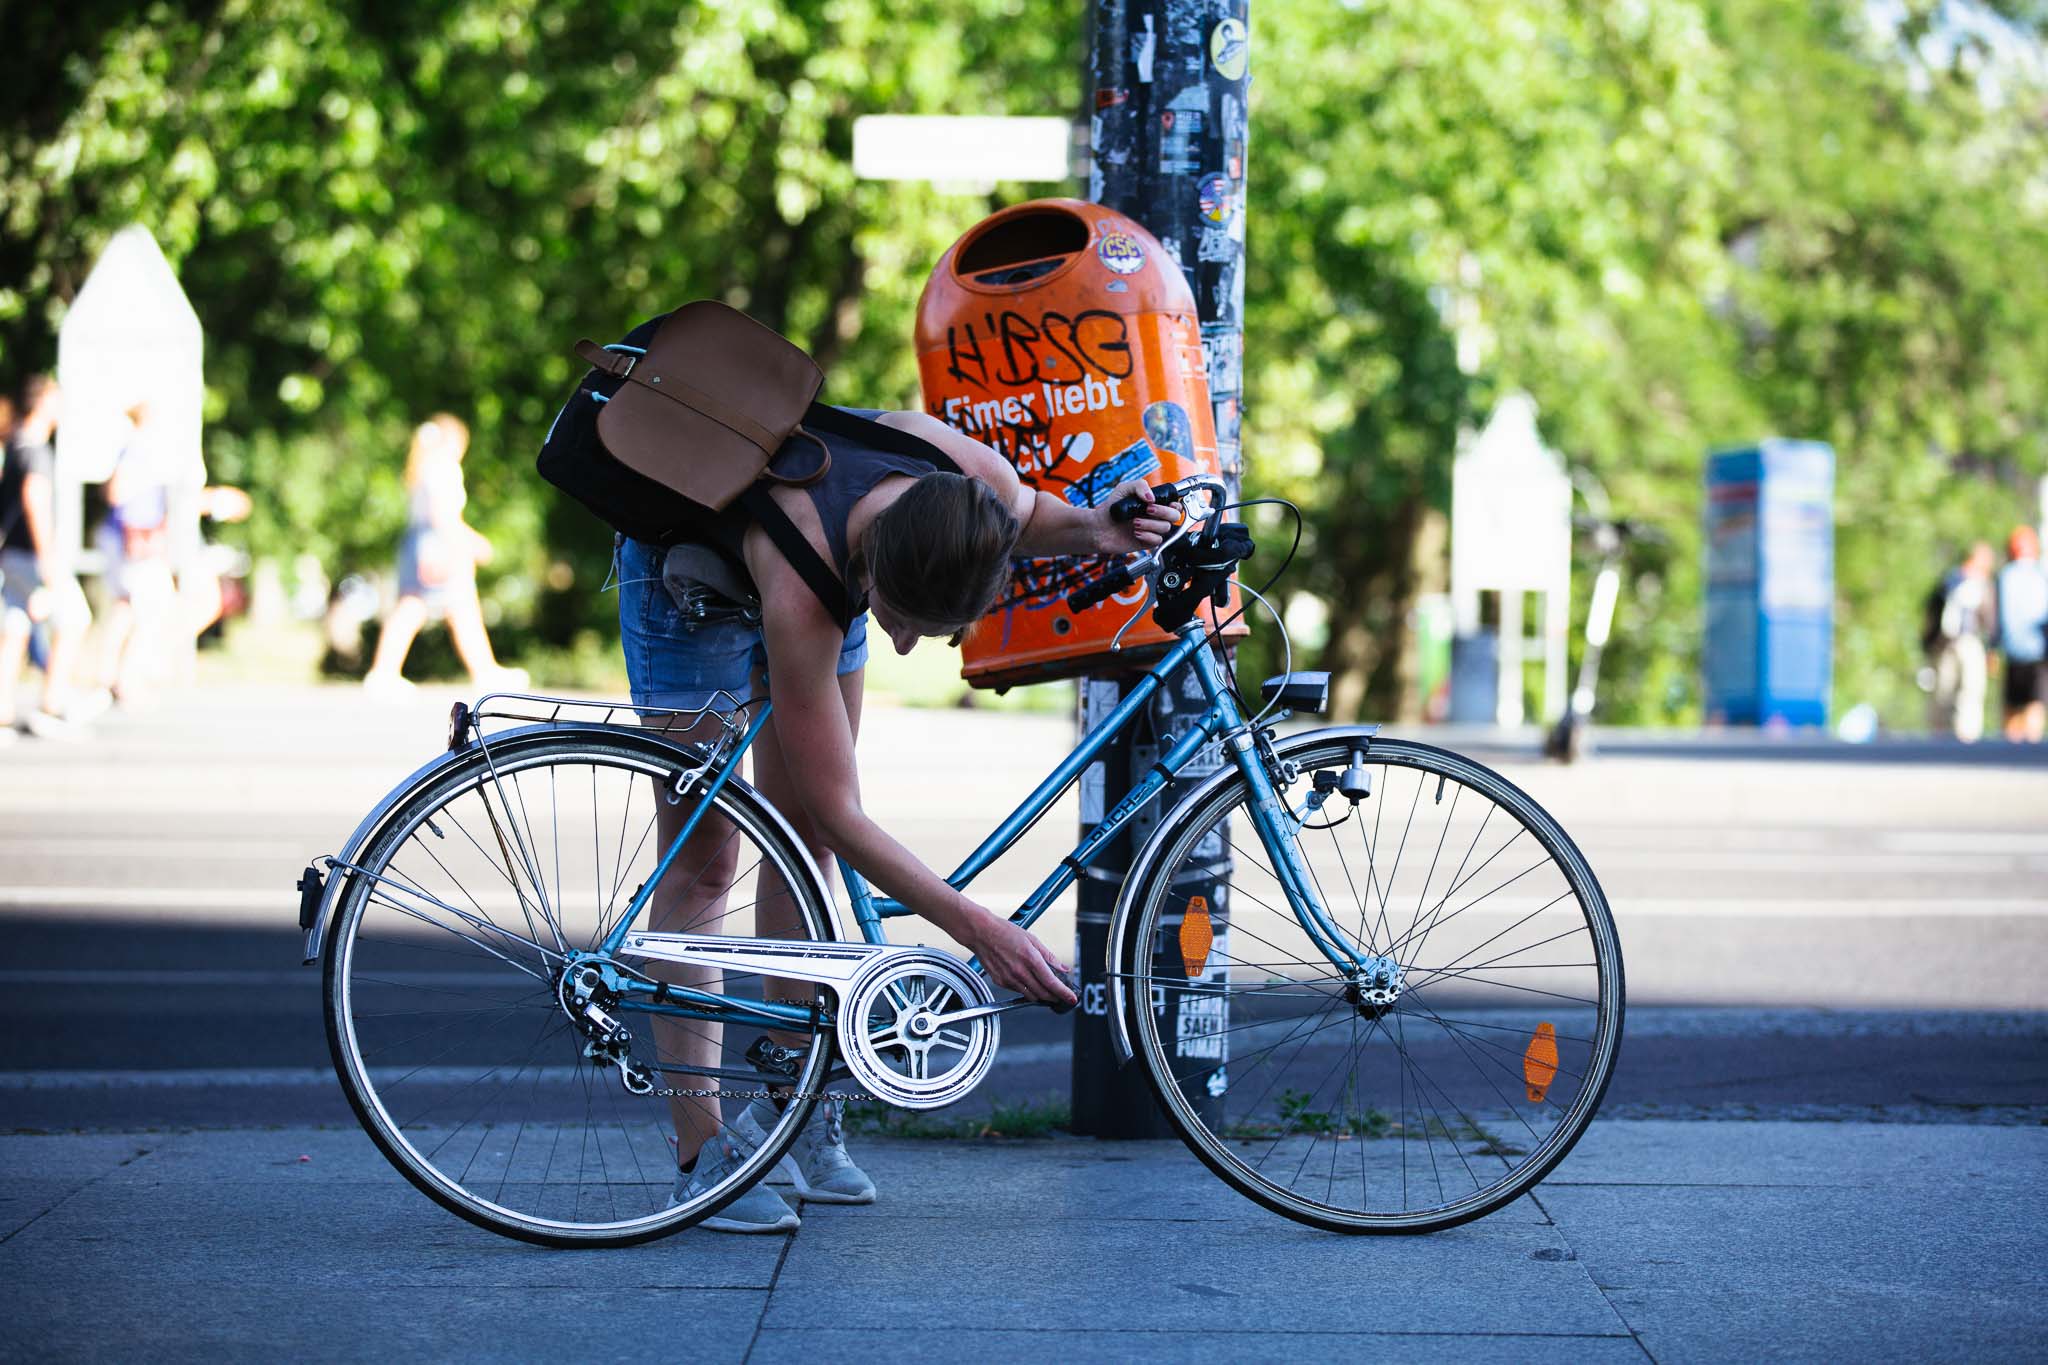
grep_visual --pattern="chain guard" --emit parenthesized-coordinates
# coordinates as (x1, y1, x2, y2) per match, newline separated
(835, 950, 999, 1110)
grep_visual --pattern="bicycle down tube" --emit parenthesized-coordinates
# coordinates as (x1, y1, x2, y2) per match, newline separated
(593, 617, 1370, 1028)
(835, 619, 1369, 977)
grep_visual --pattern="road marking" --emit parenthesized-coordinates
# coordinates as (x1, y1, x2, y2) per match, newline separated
(0, 887, 292, 910)
(0, 838, 323, 861)
(1879, 831, 2048, 854)
(10, 886, 2048, 917)
(0, 1067, 552, 1089)
(0, 885, 1054, 914)
(0, 1054, 1075, 1090)
(0, 968, 517, 988)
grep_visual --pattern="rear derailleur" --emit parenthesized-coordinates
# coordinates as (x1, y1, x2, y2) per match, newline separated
(559, 961, 656, 1095)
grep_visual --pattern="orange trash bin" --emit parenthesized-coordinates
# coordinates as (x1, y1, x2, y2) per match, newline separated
(916, 198, 1245, 689)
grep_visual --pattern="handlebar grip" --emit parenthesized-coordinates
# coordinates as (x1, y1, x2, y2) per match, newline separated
(1108, 482, 1183, 523)
(1066, 562, 1136, 614)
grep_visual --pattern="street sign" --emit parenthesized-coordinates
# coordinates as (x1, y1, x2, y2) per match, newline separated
(852, 115, 1072, 183)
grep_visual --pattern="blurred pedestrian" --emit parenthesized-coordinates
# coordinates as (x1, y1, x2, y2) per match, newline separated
(92, 403, 179, 708)
(1995, 525, 2048, 743)
(0, 375, 101, 740)
(1922, 542, 1995, 741)
(178, 483, 253, 642)
(362, 414, 525, 694)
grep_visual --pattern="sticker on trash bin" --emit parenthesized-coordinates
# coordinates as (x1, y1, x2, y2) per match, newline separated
(1097, 230, 1147, 275)
(1209, 18, 1249, 80)
(1062, 438, 1161, 508)
(1144, 400, 1194, 461)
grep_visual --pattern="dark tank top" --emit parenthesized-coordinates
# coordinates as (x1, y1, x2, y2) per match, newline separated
(731, 406, 946, 617)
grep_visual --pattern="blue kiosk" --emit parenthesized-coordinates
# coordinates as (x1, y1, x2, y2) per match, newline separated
(1703, 440, 1835, 727)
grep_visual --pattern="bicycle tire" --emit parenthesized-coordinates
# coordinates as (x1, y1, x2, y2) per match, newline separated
(1122, 731, 1623, 1234)
(323, 726, 838, 1247)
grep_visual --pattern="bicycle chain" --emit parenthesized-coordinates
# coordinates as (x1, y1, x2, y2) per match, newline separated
(648, 1087, 878, 1101)
(644, 1020, 877, 1101)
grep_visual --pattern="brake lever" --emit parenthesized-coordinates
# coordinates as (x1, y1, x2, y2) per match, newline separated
(1107, 576, 1153, 652)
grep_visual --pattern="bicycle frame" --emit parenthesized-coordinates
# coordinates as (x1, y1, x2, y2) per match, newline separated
(589, 614, 1369, 1041)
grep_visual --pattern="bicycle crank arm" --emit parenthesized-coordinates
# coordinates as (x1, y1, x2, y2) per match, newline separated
(916, 997, 1060, 1027)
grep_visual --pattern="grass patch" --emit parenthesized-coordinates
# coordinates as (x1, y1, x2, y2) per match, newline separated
(845, 1094, 1072, 1140)
(1224, 1092, 1395, 1141)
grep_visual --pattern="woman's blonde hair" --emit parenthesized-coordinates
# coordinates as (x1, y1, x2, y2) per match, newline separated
(405, 413, 470, 487)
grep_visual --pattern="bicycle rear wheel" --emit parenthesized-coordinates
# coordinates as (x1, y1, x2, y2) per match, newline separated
(323, 726, 837, 1247)
(1123, 731, 1623, 1233)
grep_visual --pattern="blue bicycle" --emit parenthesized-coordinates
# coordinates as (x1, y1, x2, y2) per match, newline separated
(304, 477, 1623, 1244)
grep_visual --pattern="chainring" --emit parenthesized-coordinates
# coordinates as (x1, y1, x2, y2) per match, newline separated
(835, 950, 999, 1110)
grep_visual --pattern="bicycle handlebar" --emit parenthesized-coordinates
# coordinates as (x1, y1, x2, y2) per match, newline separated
(1108, 482, 1181, 524)
(1070, 477, 1234, 615)
(1066, 559, 1145, 614)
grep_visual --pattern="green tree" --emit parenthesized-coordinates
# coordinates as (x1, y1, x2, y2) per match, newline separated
(1245, 0, 2046, 728)
(1, 0, 1078, 670)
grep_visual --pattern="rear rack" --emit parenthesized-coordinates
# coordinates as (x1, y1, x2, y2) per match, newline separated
(452, 689, 753, 748)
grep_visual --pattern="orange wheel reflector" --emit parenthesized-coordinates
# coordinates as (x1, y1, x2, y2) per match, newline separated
(1523, 1021, 1559, 1103)
(1179, 897, 1213, 978)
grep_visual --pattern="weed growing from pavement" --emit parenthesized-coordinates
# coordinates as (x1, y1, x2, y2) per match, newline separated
(845, 1095, 1072, 1140)
(1222, 1089, 1395, 1140)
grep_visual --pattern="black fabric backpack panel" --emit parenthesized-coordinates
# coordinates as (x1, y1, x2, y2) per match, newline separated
(537, 311, 969, 626)
(536, 313, 728, 547)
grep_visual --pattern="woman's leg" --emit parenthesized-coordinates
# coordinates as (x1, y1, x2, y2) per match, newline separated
(749, 665, 865, 1043)
(365, 595, 428, 684)
(645, 719, 743, 1163)
(443, 575, 508, 679)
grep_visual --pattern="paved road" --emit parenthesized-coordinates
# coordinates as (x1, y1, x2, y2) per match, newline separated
(0, 684, 2043, 1129)
(5, 1123, 2043, 1362)
(4, 684, 2045, 1363)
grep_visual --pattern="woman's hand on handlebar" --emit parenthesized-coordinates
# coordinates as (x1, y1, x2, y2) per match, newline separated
(1095, 478, 1177, 554)
(958, 912, 1077, 1006)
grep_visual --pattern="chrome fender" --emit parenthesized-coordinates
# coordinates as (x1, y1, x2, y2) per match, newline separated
(302, 722, 851, 961)
(1104, 724, 1383, 1065)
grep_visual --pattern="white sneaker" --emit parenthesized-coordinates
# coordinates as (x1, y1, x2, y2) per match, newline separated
(733, 1096, 876, 1205)
(61, 689, 114, 724)
(22, 709, 84, 741)
(667, 1127, 800, 1234)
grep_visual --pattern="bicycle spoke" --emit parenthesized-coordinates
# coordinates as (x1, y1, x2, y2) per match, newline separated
(1127, 735, 1620, 1231)
(331, 735, 838, 1243)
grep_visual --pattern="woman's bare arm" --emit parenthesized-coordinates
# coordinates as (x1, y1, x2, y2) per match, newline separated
(746, 530, 1074, 1002)
(876, 411, 1173, 556)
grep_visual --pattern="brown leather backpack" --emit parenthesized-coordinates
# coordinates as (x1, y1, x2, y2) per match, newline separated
(540, 302, 962, 629)
(571, 300, 832, 511)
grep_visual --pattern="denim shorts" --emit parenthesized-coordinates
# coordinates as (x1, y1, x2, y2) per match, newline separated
(616, 536, 867, 714)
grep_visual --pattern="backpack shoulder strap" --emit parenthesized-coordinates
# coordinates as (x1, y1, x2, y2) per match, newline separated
(803, 404, 963, 475)
(738, 483, 855, 629)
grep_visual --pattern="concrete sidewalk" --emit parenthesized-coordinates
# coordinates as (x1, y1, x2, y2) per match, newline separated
(3, 1121, 2042, 1363)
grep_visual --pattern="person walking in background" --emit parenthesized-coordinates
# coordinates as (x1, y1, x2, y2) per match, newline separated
(1995, 525, 2048, 743)
(92, 403, 179, 708)
(178, 482, 254, 642)
(1924, 542, 1996, 741)
(0, 376, 102, 741)
(362, 414, 525, 695)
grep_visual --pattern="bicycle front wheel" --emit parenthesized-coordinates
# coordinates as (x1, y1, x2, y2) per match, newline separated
(323, 726, 838, 1247)
(1124, 732, 1623, 1233)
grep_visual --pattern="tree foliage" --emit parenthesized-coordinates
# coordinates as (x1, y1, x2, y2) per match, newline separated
(1249, 0, 2048, 724)
(2, 0, 1078, 659)
(3, 0, 2043, 725)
